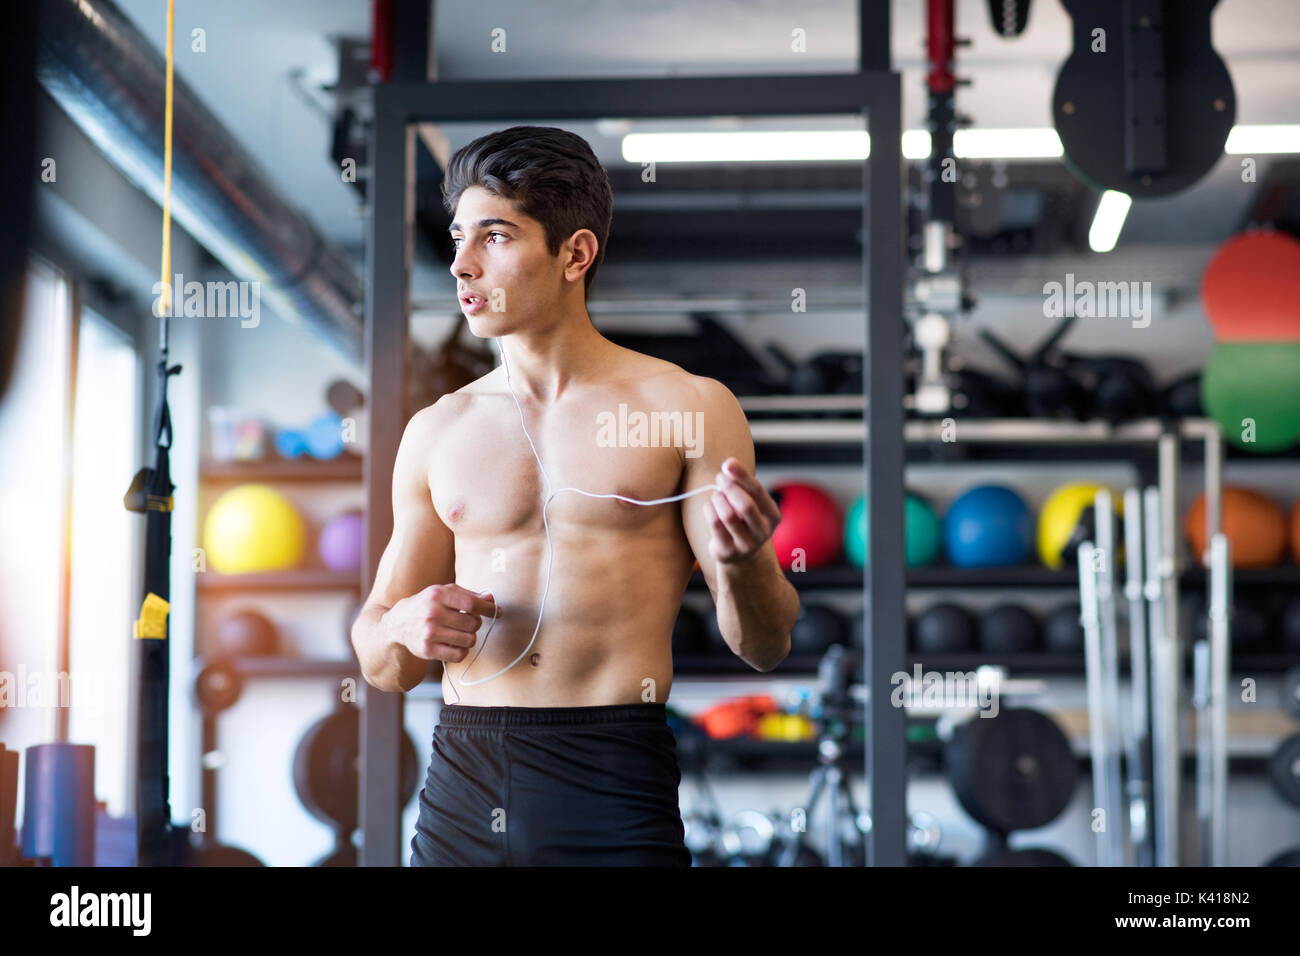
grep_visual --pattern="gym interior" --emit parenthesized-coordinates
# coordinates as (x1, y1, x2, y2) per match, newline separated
(3, 0, 1300, 876)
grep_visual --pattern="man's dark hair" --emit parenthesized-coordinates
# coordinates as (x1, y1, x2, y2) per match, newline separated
(442, 126, 613, 299)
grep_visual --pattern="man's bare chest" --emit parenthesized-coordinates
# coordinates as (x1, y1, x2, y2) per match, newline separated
(426, 398, 688, 537)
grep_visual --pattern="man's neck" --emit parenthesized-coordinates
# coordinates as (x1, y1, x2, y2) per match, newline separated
(499, 313, 614, 404)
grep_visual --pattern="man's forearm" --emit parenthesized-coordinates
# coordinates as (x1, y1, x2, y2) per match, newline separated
(353, 605, 426, 693)
(714, 550, 799, 671)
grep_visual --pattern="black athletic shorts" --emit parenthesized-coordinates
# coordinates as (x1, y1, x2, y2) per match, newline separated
(409, 702, 692, 866)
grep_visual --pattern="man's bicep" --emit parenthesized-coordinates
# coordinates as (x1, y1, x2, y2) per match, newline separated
(365, 405, 455, 611)
(680, 376, 757, 597)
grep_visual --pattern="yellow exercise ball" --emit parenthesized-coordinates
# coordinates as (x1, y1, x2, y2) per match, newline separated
(1037, 483, 1123, 571)
(204, 484, 305, 574)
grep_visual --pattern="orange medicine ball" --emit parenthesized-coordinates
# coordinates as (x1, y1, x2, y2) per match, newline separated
(1184, 486, 1288, 568)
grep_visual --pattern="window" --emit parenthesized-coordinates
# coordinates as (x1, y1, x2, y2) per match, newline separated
(0, 258, 142, 832)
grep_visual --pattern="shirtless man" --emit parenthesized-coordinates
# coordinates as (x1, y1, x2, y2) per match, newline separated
(352, 126, 799, 866)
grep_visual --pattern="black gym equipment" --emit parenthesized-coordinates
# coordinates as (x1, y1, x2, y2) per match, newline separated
(672, 604, 707, 655)
(1158, 371, 1204, 420)
(292, 705, 421, 832)
(1183, 593, 1272, 652)
(914, 603, 977, 654)
(977, 604, 1042, 654)
(1268, 733, 1300, 808)
(985, 0, 1032, 38)
(169, 827, 265, 866)
(980, 316, 1091, 421)
(769, 646, 869, 867)
(945, 708, 1079, 836)
(791, 604, 849, 654)
(1280, 666, 1300, 722)
(946, 365, 1026, 418)
(1043, 602, 1085, 654)
(1265, 847, 1300, 866)
(1052, 0, 1235, 198)
(1280, 596, 1300, 654)
(785, 351, 865, 396)
(1062, 354, 1158, 425)
(975, 843, 1074, 866)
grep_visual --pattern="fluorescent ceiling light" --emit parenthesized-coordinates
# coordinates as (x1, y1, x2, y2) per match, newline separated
(622, 130, 868, 163)
(1089, 190, 1132, 253)
(954, 128, 1063, 159)
(1224, 124, 1300, 154)
(621, 128, 1065, 163)
(621, 124, 1300, 164)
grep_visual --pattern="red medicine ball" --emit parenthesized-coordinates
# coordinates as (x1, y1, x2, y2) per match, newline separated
(770, 482, 843, 570)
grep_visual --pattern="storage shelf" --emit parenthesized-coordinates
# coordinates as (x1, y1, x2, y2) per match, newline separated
(685, 564, 1300, 593)
(199, 456, 363, 483)
(196, 570, 362, 592)
(215, 656, 360, 678)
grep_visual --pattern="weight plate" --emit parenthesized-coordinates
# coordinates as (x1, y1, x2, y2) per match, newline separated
(945, 708, 1078, 834)
(1280, 666, 1300, 721)
(975, 846, 1074, 867)
(1268, 734, 1300, 808)
(292, 705, 420, 830)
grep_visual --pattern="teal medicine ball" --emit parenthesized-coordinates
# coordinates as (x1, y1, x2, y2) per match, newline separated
(845, 493, 942, 568)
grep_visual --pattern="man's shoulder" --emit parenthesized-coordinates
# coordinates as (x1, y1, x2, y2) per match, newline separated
(617, 349, 735, 411)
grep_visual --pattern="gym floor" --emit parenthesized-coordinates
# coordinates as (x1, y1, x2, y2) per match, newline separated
(3, 0, 1300, 890)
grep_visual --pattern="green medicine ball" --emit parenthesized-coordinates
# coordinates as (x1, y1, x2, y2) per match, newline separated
(845, 493, 941, 568)
(1201, 342, 1300, 451)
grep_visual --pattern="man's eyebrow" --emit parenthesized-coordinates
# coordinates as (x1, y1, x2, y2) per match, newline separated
(448, 218, 521, 233)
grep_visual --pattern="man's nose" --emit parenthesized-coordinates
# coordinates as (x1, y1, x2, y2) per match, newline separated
(450, 247, 477, 279)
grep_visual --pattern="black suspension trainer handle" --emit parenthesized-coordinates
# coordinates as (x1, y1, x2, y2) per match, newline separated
(125, 352, 182, 866)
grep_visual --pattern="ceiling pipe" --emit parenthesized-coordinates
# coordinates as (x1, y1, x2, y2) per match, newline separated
(35, 0, 365, 364)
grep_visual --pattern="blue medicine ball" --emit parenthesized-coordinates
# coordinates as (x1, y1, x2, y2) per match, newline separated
(943, 485, 1033, 568)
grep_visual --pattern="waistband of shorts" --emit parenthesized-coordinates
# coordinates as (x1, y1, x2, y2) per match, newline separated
(436, 702, 668, 730)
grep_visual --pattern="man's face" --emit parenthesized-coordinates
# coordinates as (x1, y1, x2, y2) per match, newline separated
(448, 185, 563, 334)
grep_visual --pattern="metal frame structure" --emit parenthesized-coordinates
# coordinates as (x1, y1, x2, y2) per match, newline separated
(361, 0, 906, 866)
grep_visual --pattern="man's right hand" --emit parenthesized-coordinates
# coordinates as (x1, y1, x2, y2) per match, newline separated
(388, 584, 497, 663)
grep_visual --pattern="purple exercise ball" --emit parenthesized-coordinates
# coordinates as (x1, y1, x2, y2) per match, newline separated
(318, 512, 364, 572)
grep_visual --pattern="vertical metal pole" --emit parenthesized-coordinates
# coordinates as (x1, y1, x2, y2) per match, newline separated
(1144, 485, 1174, 865)
(1123, 488, 1152, 865)
(865, 74, 907, 867)
(1207, 534, 1230, 865)
(1094, 491, 1125, 865)
(1078, 543, 1115, 866)
(360, 86, 414, 867)
(1204, 425, 1222, 566)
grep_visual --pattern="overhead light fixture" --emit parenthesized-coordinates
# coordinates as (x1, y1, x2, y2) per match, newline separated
(621, 130, 869, 163)
(621, 124, 1300, 164)
(1089, 190, 1132, 253)
(1224, 124, 1300, 154)
(621, 128, 1065, 163)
